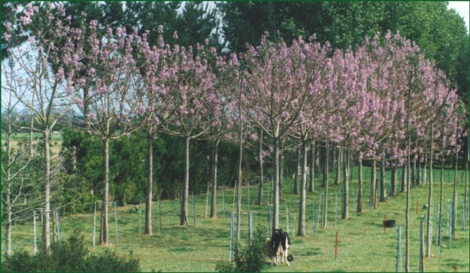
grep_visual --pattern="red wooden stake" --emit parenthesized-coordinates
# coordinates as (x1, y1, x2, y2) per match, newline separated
(335, 232, 338, 258)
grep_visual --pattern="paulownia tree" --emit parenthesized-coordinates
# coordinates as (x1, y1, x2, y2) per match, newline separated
(3, 3, 75, 252)
(65, 22, 145, 245)
(162, 41, 218, 226)
(243, 33, 311, 231)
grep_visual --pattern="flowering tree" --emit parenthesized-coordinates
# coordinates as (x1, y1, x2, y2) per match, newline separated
(2, 3, 76, 252)
(65, 21, 145, 245)
(162, 41, 218, 226)
(285, 36, 330, 236)
(243, 33, 312, 231)
(131, 26, 181, 235)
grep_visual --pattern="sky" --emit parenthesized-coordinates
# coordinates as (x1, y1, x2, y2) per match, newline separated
(448, 1, 469, 32)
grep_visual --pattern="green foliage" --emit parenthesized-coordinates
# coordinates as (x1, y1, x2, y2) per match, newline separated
(216, 227, 267, 272)
(1, 231, 140, 272)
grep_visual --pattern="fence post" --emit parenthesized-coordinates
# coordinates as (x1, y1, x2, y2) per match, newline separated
(249, 211, 253, 245)
(192, 191, 196, 227)
(33, 210, 37, 255)
(335, 193, 338, 229)
(396, 225, 402, 273)
(158, 196, 162, 234)
(229, 212, 234, 261)
(114, 202, 119, 246)
(205, 183, 210, 218)
(286, 205, 289, 234)
(93, 203, 96, 247)
(223, 186, 226, 219)
(56, 209, 61, 244)
(312, 199, 316, 236)
(419, 215, 425, 272)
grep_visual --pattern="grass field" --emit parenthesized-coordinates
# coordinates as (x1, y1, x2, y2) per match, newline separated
(2, 167, 469, 272)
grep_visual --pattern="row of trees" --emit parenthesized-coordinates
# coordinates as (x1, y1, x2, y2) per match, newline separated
(2, 3, 468, 271)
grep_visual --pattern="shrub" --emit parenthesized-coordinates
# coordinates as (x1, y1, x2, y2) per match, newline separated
(2, 230, 140, 272)
(216, 227, 266, 272)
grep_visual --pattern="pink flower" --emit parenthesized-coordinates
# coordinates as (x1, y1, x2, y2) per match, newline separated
(88, 68, 96, 76)
(158, 25, 163, 33)
(21, 15, 31, 25)
(3, 33, 11, 41)
(173, 31, 178, 40)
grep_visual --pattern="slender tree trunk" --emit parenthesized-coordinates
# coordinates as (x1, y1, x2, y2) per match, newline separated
(279, 142, 284, 199)
(181, 136, 190, 226)
(335, 147, 341, 186)
(309, 141, 315, 192)
(342, 148, 349, 219)
(370, 158, 376, 209)
(426, 127, 434, 257)
(417, 157, 422, 186)
(5, 117, 12, 256)
(298, 136, 308, 236)
(380, 160, 386, 202)
(452, 119, 459, 238)
(145, 138, 153, 234)
(293, 141, 300, 194)
(258, 130, 264, 205)
(42, 129, 51, 251)
(237, 123, 243, 240)
(391, 166, 396, 197)
(273, 136, 280, 231)
(401, 164, 407, 193)
(438, 126, 445, 245)
(30, 109, 34, 156)
(100, 138, 109, 245)
(322, 140, 329, 229)
(357, 157, 363, 213)
(405, 86, 412, 271)
(210, 139, 220, 218)
(412, 158, 417, 187)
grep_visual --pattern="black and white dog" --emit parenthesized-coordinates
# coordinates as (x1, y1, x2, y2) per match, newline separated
(266, 229, 291, 266)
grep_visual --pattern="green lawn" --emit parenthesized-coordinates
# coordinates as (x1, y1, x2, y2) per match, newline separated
(2, 167, 469, 272)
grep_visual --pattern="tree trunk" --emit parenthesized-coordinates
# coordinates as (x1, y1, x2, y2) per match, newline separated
(401, 164, 407, 193)
(417, 157, 422, 186)
(43, 129, 51, 251)
(391, 166, 396, 197)
(258, 129, 264, 205)
(412, 158, 417, 187)
(273, 136, 280, 231)
(297, 137, 308, 236)
(145, 138, 153, 235)
(210, 139, 220, 218)
(181, 136, 190, 226)
(438, 126, 445, 246)
(342, 148, 349, 219)
(357, 158, 363, 213)
(335, 147, 341, 186)
(452, 122, 459, 238)
(309, 141, 315, 192)
(370, 158, 376, 209)
(279, 142, 284, 199)
(379, 160, 386, 202)
(322, 140, 329, 229)
(237, 124, 243, 240)
(100, 138, 109, 245)
(426, 126, 434, 257)
(293, 141, 300, 194)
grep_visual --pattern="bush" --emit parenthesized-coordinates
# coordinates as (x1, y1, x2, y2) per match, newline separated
(216, 227, 266, 272)
(2, 231, 140, 272)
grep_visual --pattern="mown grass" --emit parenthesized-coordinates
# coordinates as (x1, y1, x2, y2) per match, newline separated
(2, 167, 469, 272)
